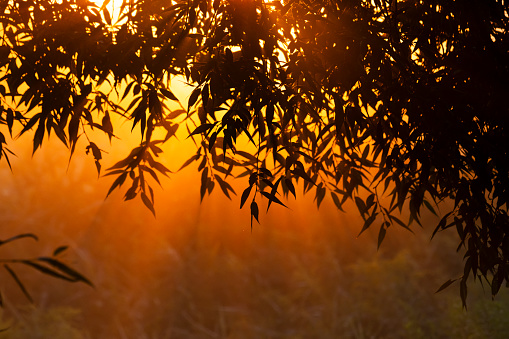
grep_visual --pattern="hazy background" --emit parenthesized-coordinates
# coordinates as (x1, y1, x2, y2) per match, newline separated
(0, 126, 508, 339)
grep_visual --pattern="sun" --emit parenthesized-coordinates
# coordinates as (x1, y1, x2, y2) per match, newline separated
(89, 0, 125, 26)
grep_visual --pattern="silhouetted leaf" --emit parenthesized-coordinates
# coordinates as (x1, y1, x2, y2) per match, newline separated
(250, 201, 259, 225)
(141, 191, 156, 216)
(200, 167, 209, 201)
(160, 88, 178, 101)
(292, 167, 315, 185)
(21, 261, 77, 282)
(107, 172, 128, 197)
(179, 154, 200, 171)
(460, 278, 468, 309)
(330, 192, 344, 212)
(284, 178, 296, 198)
(4, 264, 33, 303)
(315, 185, 326, 208)
(188, 87, 200, 109)
(355, 197, 367, 215)
(435, 278, 460, 294)
(188, 123, 215, 138)
(261, 191, 287, 209)
(215, 174, 236, 199)
(52, 246, 69, 256)
(0, 233, 38, 247)
(37, 258, 93, 287)
(358, 212, 377, 237)
(423, 199, 438, 216)
(240, 185, 253, 209)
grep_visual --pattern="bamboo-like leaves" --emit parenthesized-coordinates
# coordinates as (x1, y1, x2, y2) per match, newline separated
(4, 264, 33, 303)
(1, 235, 92, 304)
(0, 0, 507, 304)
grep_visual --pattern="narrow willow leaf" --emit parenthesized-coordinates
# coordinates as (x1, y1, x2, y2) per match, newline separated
(53, 246, 68, 256)
(178, 154, 200, 171)
(141, 192, 156, 216)
(284, 178, 296, 198)
(106, 172, 128, 197)
(188, 123, 215, 138)
(240, 185, 253, 209)
(37, 258, 93, 287)
(21, 261, 78, 282)
(423, 199, 438, 216)
(0, 233, 38, 246)
(251, 201, 259, 223)
(261, 191, 287, 209)
(4, 264, 33, 303)
(357, 212, 377, 237)
(435, 278, 459, 294)
(330, 192, 344, 212)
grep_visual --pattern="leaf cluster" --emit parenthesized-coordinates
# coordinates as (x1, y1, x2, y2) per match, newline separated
(1, 0, 508, 304)
(0, 233, 92, 305)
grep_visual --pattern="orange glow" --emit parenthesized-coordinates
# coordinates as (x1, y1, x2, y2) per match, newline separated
(1, 1, 505, 337)
(0, 133, 485, 338)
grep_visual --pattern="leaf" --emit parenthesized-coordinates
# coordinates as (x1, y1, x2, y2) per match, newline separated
(460, 278, 468, 309)
(215, 174, 236, 199)
(141, 165, 161, 185)
(4, 264, 33, 303)
(358, 212, 377, 237)
(284, 178, 296, 198)
(365, 193, 375, 209)
(355, 197, 367, 215)
(160, 88, 178, 101)
(492, 270, 503, 297)
(106, 172, 128, 197)
(102, 111, 113, 142)
(52, 246, 68, 256)
(259, 168, 273, 178)
(150, 161, 171, 176)
(188, 87, 200, 109)
(178, 154, 200, 171)
(261, 191, 287, 209)
(389, 215, 414, 233)
(330, 192, 344, 212)
(292, 167, 315, 186)
(423, 199, 438, 216)
(87, 142, 103, 176)
(167, 109, 187, 119)
(361, 144, 370, 160)
(37, 258, 93, 287)
(250, 201, 259, 226)
(124, 183, 138, 201)
(21, 260, 78, 282)
(121, 81, 135, 101)
(435, 278, 459, 294)
(18, 113, 41, 137)
(188, 123, 215, 138)
(431, 211, 453, 240)
(315, 185, 326, 208)
(0, 233, 38, 246)
(240, 185, 253, 209)
(200, 167, 209, 201)
(141, 192, 156, 216)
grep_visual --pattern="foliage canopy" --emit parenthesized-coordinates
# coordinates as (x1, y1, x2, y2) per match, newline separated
(0, 0, 508, 305)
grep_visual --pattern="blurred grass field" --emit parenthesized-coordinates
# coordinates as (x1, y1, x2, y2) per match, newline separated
(0, 137, 508, 338)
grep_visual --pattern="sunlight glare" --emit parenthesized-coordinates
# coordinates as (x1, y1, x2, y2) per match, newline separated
(90, 0, 125, 26)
